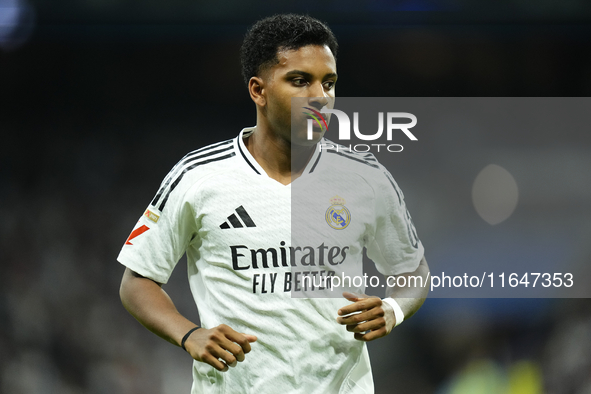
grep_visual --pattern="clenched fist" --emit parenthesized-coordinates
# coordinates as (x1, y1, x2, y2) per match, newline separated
(184, 324, 257, 372)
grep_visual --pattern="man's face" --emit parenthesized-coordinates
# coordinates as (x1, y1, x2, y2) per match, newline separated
(262, 44, 337, 146)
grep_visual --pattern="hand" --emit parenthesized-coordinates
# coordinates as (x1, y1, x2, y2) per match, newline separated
(336, 292, 396, 341)
(184, 324, 257, 372)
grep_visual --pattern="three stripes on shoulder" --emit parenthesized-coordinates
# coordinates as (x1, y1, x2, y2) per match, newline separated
(220, 206, 257, 229)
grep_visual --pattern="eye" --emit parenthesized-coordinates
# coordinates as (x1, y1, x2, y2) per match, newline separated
(292, 78, 308, 86)
(323, 80, 336, 90)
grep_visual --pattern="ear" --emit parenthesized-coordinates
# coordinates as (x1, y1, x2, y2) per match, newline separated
(248, 76, 266, 107)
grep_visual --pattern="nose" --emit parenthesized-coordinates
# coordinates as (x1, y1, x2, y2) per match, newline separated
(308, 83, 329, 109)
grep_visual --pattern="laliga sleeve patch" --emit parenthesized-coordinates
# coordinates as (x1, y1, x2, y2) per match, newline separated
(144, 209, 160, 223)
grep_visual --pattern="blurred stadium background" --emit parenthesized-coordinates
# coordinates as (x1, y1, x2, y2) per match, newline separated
(1, 0, 591, 393)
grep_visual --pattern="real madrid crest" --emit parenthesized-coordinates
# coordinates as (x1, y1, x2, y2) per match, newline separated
(325, 195, 351, 230)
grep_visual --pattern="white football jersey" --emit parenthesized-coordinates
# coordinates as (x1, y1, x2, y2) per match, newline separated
(117, 127, 424, 394)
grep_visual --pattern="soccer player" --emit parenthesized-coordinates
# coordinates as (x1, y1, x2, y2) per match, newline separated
(118, 14, 429, 394)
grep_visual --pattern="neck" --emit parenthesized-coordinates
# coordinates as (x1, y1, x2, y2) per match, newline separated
(244, 123, 315, 185)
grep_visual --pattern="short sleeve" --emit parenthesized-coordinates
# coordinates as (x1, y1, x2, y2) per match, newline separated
(117, 165, 198, 284)
(365, 165, 424, 276)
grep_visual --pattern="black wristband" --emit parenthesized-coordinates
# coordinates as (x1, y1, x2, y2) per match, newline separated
(181, 327, 200, 352)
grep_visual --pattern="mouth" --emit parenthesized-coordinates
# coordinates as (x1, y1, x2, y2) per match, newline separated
(302, 107, 328, 130)
(305, 115, 324, 129)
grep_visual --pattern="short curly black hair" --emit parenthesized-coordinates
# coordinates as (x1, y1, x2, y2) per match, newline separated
(240, 14, 338, 86)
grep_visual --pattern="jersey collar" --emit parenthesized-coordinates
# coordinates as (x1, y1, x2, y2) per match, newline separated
(236, 127, 266, 176)
(236, 127, 323, 177)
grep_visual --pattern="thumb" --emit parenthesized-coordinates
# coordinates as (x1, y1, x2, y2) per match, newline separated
(243, 334, 257, 342)
(342, 291, 365, 301)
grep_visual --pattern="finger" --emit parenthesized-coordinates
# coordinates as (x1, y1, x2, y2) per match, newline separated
(338, 297, 382, 316)
(210, 343, 238, 368)
(243, 334, 258, 343)
(342, 291, 365, 301)
(222, 327, 255, 355)
(337, 306, 383, 325)
(354, 327, 388, 342)
(339, 296, 381, 315)
(346, 317, 386, 333)
(203, 353, 229, 372)
(218, 337, 245, 363)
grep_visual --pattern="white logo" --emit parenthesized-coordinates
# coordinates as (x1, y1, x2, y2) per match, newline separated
(307, 109, 417, 141)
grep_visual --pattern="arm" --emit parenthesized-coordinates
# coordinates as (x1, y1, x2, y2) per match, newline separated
(120, 268, 256, 371)
(336, 256, 430, 341)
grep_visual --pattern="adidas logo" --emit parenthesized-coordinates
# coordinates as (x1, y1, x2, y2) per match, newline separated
(220, 206, 256, 229)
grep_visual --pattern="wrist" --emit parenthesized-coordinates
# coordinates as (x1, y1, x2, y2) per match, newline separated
(181, 326, 201, 352)
(382, 297, 404, 327)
